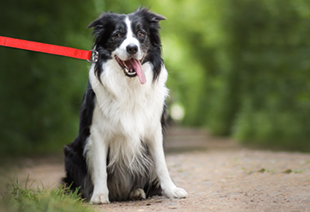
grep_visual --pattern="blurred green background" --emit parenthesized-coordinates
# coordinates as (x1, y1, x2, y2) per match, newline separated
(1, 0, 310, 156)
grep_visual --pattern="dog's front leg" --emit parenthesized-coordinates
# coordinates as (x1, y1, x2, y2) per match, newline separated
(87, 129, 110, 204)
(149, 127, 188, 199)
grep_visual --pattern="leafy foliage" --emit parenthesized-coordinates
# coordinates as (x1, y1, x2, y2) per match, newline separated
(153, 0, 310, 150)
(1, 0, 310, 154)
(228, 0, 310, 149)
(0, 1, 96, 155)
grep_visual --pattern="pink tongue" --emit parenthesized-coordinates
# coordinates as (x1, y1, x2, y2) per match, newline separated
(127, 59, 146, 84)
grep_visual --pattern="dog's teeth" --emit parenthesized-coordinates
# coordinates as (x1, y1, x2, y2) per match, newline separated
(124, 68, 129, 73)
(122, 61, 128, 69)
(127, 71, 136, 76)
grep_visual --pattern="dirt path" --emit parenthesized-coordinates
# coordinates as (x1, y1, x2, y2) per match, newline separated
(2, 127, 310, 212)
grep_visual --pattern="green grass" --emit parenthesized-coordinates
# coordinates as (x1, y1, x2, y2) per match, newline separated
(0, 176, 95, 212)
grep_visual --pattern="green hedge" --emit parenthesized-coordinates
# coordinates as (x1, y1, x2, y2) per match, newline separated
(159, 0, 310, 150)
(229, 0, 310, 149)
(0, 1, 95, 155)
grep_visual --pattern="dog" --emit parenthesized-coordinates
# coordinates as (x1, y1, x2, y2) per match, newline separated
(62, 8, 187, 204)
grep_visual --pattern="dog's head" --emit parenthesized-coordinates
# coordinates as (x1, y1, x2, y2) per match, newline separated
(88, 8, 166, 84)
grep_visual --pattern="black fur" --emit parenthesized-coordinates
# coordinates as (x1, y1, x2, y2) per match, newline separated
(62, 81, 94, 195)
(62, 8, 166, 202)
(132, 8, 166, 81)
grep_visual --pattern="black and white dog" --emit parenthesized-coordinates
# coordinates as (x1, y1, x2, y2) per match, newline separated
(63, 8, 187, 204)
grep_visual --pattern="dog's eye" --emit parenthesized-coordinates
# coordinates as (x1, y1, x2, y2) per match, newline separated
(137, 31, 145, 38)
(114, 32, 122, 38)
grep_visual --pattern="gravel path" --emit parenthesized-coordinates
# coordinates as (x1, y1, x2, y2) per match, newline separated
(2, 127, 310, 212)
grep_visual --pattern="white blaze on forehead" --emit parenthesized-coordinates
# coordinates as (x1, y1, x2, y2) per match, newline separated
(125, 16, 135, 41)
(112, 16, 143, 61)
(123, 16, 140, 50)
(120, 17, 142, 59)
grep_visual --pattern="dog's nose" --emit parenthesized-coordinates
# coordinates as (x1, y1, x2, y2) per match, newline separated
(126, 44, 138, 55)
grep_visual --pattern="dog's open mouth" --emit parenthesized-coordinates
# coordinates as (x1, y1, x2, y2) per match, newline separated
(115, 55, 146, 84)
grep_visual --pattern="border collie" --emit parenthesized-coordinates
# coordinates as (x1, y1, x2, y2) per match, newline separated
(62, 8, 187, 204)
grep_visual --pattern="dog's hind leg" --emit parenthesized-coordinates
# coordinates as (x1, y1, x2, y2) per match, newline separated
(63, 145, 87, 192)
(145, 179, 162, 198)
(129, 188, 146, 200)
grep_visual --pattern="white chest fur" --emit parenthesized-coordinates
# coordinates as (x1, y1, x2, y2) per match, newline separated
(87, 60, 168, 169)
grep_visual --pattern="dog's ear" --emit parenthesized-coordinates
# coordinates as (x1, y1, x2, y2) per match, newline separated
(87, 19, 101, 29)
(149, 12, 166, 23)
(87, 13, 106, 29)
(137, 8, 166, 23)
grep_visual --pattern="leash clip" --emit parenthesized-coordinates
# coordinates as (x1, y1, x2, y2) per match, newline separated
(88, 50, 99, 63)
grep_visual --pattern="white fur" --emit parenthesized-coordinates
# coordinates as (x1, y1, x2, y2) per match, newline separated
(85, 15, 187, 204)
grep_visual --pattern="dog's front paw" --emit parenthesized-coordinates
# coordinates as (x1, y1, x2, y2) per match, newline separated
(164, 187, 188, 199)
(90, 193, 110, 204)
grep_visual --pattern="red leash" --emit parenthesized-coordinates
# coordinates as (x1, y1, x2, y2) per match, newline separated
(0, 36, 98, 62)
